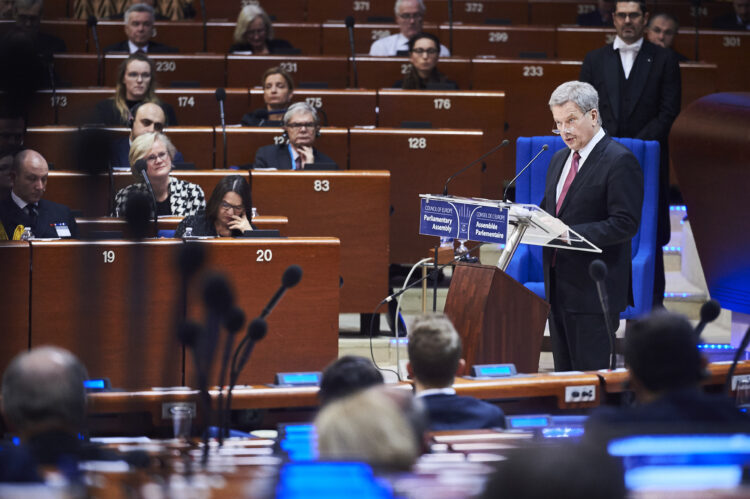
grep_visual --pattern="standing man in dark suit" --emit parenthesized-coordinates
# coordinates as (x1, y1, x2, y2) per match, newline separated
(252, 102, 338, 170)
(543, 81, 643, 371)
(407, 314, 506, 430)
(580, 0, 680, 309)
(0, 149, 77, 238)
(104, 3, 177, 54)
(713, 0, 749, 30)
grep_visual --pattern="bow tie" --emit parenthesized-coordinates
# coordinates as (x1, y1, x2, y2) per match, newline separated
(618, 45, 639, 53)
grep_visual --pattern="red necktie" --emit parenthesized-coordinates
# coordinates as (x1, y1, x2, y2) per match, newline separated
(295, 156, 302, 170)
(556, 151, 580, 215)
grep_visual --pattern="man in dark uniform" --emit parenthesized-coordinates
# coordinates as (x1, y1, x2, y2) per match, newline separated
(580, 0, 681, 309)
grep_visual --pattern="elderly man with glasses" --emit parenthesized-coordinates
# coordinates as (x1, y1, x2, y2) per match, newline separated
(542, 81, 643, 372)
(580, 0, 680, 310)
(369, 0, 449, 56)
(251, 102, 338, 171)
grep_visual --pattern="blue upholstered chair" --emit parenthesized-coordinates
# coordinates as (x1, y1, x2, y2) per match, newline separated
(506, 136, 660, 320)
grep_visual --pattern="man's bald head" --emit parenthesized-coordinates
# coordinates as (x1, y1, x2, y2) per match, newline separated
(2, 346, 88, 437)
(12, 149, 48, 204)
(130, 102, 165, 141)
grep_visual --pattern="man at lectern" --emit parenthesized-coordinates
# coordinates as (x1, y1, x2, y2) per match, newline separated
(543, 81, 643, 371)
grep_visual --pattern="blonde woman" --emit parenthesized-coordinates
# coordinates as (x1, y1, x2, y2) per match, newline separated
(112, 132, 204, 217)
(229, 4, 294, 54)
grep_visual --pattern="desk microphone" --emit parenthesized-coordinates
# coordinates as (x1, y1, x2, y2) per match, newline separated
(261, 264, 303, 319)
(503, 144, 549, 203)
(589, 259, 616, 370)
(725, 325, 750, 396)
(443, 139, 509, 195)
(133, 158, 158, 236)
(345, 16, 358, 88)
(694, 299, 721, 338)
(216, 88, 228, 169)
(217, 305, 245, 444)
(87, 16, 102, 85)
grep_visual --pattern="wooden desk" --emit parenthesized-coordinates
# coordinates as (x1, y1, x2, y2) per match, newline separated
(54, 54, 100, 88)
(155, 88, 250, 126)
(320, 22, 442, 55)
(425, 0, 529, 25)
(0, 242, 31, 377)
(596, 361, 750, 394)
(446, 24, 556, 58)
(75, 215, 290, 238)
(204, 22, 323, 54)
(349, 128, 483, 263)
(354, 56, 473, 90)
(104, 54, 227, 88)
(26, 89, 112, 127)
(251, 170, 391, 312)
(226, 55, 349, 88)
(201, 0, 306, 22)
(15, 238, 340, 390)
(249, 88, 378, 127)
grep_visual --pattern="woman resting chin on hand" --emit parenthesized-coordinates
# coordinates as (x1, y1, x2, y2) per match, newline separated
(175, 175, 255, 237)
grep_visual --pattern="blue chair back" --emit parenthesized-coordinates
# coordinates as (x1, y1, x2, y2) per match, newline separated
(507, 136, 660, 319)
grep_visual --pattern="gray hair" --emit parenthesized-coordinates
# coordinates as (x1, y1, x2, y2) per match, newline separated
(124, 2, 155, 24)
(395, 0, 425, 16)
(549, 81, 602, 125)
(2, 346, 88, 433)
(283, 102, 319, 127)
(128, 131, 175, 176)
(233, 4, 273, 44)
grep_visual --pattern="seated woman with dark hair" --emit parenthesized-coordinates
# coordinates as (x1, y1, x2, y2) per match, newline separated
(175, 174, 254, 237)
(241, 66, 295, 126)
(229, 5, 295, 54)
(92, 52, 177, 126)
(395, 32, 457, 90)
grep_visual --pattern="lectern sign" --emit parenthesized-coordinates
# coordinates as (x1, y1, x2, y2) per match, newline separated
(419, 197, 508, 244)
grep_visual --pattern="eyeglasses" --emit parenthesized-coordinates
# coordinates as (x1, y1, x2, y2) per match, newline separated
(614, 12, 643, 21)
(398, 12, 424, 21)
(126, 72, 151, 80)
(552, 111, 589, 135)
(220, 200, 244, 214)
(286, 122, 316, 129)
(412, 48, 438, 56)
(145, 151, 169, 163)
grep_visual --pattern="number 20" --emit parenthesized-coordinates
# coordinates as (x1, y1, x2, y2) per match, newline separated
(256, 249, 272, 262)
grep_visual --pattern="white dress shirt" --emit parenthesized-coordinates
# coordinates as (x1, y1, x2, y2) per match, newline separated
(556, 127, 606, 202)
(369, 33, 450, 57)
(612, 36, 643, 79)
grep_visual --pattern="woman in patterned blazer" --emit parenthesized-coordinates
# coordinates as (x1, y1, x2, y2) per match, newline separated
(112, 132, 205, 218)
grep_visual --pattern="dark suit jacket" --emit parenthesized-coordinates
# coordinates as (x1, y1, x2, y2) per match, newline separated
(580, 40, 681, 143)
(103, 40, 178, 53)
(713, 13, 748, 30)
(421, 393, 506, 431)
(0, 196, 78, 239)
(91, 99, 178, 127)
(253, 144, 338, 170)
(541, 135, 643, 314)
(111, 136, 184, 169)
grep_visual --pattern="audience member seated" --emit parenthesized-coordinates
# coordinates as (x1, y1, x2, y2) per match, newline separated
(241, 66, 294, 127)
(395, 33, 457, 90)
(0, 0, 13, 19)
(104, 3, 178, 54)
(714, 0, 749, 30)
(0, 149, 77, 239)
(0, 148, 16, 200)
(175, 174, 253, 237)
(647, 12, 687, 61)
(577, 0, 615, 26)
(1, 347, 117, 466)
(92, 53, 177, 126)
(12, 0, 65, 56)
(0, 112, 25, 155)
(586, 311, 750, 436)
(113, 132, 204, 217)
(318, 355, 385, 407)
(315, 386, 421, 471)
(407, 314, 506, 431)
(480, 443, 626, 499)
(369, 0, 449, 56)
(252, 102, 338, 170)
(229, 4, 294, 55)
(105, 0, 170, 21)
(111, 102, 184, 169)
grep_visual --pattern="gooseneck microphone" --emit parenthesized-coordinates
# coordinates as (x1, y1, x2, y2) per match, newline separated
(589, 259, 617, 370)
(133, 158, 158, 236)
(694, 299, 721, 338)
(216, 305, 245, 444)
(87, 16, 102, 85)
(216, 88, 228, 169)
(443, 139, 510, 196)
(503, 144, 549, 203)
(345, 16, 358, 88)
(262, 264, 303, 318)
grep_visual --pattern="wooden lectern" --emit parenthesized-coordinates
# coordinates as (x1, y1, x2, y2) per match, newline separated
(443, 263, 550, 374)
